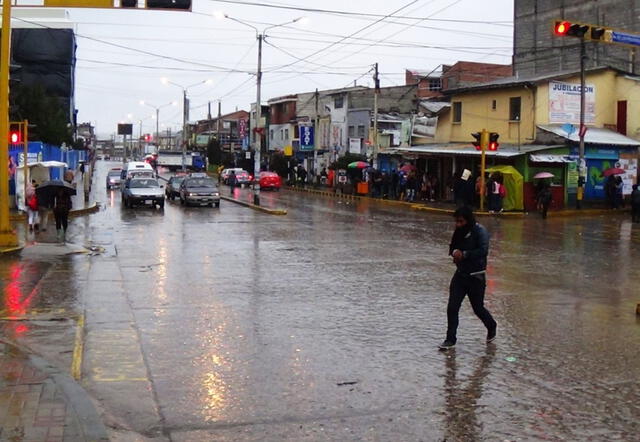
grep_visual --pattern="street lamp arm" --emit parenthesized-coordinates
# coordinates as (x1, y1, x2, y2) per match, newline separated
(225, 15, 259, 35)
(264, 17, 304, 35)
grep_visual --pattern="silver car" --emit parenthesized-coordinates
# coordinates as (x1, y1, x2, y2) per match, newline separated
(122, 177, 165, 209)
(106, 168, 122, 189)
(179, 176, 220, 207)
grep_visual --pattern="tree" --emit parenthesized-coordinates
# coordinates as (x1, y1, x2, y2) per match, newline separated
(269, 152, 290, 178)
(10, 84, 72, 146)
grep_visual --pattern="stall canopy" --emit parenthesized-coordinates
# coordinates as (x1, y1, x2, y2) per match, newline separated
(486, 165, 524, 211)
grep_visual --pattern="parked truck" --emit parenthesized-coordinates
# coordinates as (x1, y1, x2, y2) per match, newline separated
(156, 150, 205, 171)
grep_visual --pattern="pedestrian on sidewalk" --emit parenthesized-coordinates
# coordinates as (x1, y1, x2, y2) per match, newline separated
(439, 206, 497, 350)
(26, 180, 40, 232)
(53, 188, 72, 241)
(537, 184, 553, 219)
(615, 176, 625, 209)
(228, 170, 237, 195)
(631, 184, 640, 223)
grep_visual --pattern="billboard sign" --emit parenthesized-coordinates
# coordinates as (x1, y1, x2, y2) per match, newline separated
(549, 81, 595, 124)
(299, 126, 314, 151)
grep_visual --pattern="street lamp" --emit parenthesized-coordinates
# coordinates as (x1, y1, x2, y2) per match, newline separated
(222, 14, 304, 206)
(140, 100, 177, 150)
(161, 78, 212, 172)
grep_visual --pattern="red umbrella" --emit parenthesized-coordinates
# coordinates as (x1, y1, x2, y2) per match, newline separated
(602, 167, 625, 177)
(400, 164, 416, 173)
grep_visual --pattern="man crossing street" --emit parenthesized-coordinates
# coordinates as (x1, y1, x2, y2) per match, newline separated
(440, 206, 497, 350)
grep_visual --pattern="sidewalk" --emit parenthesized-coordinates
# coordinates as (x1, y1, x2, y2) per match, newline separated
(0, 340, 108, 442)
(285, 185, 632, 218)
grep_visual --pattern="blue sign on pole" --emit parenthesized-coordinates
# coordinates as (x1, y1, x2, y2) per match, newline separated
(611, 31, 640, 47)
(299, 126, 314, 151)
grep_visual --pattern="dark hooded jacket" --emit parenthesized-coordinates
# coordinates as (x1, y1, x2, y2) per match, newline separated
(449, 221, 490, 275)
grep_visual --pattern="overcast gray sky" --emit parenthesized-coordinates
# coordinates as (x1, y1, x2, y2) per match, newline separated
(67, 0, 514, 137)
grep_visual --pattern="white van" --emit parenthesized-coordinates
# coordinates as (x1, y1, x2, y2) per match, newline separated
(121, 162, 154, 180)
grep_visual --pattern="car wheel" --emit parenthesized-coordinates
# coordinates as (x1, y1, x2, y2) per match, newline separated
(159, 201, 165, 209)
(171, 193, 175, 201)
(215, 202, 220, 208)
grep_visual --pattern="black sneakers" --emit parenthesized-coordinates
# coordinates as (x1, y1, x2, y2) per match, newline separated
(487, 326, 497, 343)
(438, 340, 456, 350)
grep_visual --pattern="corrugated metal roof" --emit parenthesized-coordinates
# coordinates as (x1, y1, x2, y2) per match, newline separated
(538, 124, 640, 146)
(396, 144, 561, 158)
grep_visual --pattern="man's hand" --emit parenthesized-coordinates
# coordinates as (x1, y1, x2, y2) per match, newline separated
(452, 249, 463, 263)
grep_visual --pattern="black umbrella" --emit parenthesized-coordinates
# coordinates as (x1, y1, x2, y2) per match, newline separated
(36, 180, 76, 208)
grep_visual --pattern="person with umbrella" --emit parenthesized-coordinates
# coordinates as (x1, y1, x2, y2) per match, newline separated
(53, 187, 73, 240)
(36, 180, 75, 240)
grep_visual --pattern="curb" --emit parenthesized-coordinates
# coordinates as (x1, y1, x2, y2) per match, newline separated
(0, 245, 24, 255)
(285, 186, 417, 208)
(220, 196, 287, 215)
(410, 204, 525, 218)
(0, 339, 109, 442)
(10, 203, 100, 221)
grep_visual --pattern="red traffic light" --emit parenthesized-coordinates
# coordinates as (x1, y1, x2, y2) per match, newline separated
(489, 132, 500, 151)
(9, 130, 21, 144)
(555, 21, 570, 35)
(488, 142, 498, 151)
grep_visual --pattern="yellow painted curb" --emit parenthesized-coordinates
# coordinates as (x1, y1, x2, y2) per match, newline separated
(0, 245, 24, 255)
(10, 203, 100, 222)
(410, 205, 525, 218)
(220, 196, 287, 215)
(71, 314, 85, 381)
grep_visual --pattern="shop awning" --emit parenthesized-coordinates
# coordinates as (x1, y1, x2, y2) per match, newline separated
(530, 154, 575, 163)
(538, 124, 640, 147)
(398, 144, 559, 158)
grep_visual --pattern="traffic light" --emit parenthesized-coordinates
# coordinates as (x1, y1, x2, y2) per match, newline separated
(553, 20, 611, 41)
(146, 0, 191, 10)
(143, 134, 152, 142)
(9, 129, 21, 145)
(488, 132, 500, 151)
(472, 132, 482, 151)
(120, 0, 191, 10)
(554, 20, 590, 38)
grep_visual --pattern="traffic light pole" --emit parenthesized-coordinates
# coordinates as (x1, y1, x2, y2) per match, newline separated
(0, 0, 18, 248)
(479, 129, 489, 212)
(577, 38, 587, 209)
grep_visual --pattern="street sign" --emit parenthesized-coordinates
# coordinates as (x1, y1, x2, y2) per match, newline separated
(299, 126, 314, 151)
(118, 124, 133, 135)
(610, 31, 640, 47)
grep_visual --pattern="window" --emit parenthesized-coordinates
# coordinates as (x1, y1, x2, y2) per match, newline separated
(284, 128, 289, 140)
(509, 97, 521, 121)
(270, 130, 274, 140)
(357, 125, 366, 138)
(428, 78, 442, 91)
(334, 95, 344, 109)
(348, 125, 355, 138)
(280, 129, 284, 140)
(452, 102, 462, 123)
(492, 100, 497, 111)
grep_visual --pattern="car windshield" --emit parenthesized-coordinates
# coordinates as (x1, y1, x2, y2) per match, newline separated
(108, 172, 121, 177)
(171, 177, 185, 184)
(186, 178, 216, 188)
(130, 179, 159, 188)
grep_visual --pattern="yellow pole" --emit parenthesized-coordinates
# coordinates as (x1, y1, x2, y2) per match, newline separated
(0, 0, 17, 247)
(479, 129, 489, 212)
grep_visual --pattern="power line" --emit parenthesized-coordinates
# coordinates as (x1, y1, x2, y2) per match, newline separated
(203, 0, 513, 26)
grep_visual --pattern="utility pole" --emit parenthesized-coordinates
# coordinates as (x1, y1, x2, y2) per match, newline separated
(139, 120, 143, 155)
(217, 100, 222, 147)
(577, 38, 587, 209)
(254, 33, 263, 206)
(182, 90, 188, 172)
(0, 0, 17, 248)
(373, 63, 380, 169)
(314, 88, 319, 179)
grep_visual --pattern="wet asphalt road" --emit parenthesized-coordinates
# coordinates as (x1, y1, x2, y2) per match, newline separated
(2, 160, 640, 441)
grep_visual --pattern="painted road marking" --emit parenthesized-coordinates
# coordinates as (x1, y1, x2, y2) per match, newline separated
(86, 329, 149, 382)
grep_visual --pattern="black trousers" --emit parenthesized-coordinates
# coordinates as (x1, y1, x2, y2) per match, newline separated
(632, 204, 640, 222)
(446, 272, 497, 343)
(54, 210, 69, 232)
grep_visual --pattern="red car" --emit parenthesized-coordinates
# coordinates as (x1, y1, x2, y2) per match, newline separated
(257, 171, 282, 191)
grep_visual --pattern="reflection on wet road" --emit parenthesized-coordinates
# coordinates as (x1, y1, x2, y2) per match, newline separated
(2, 161, 639, 441)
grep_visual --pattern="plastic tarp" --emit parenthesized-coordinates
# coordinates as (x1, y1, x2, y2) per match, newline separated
(486, 165, 524, 211)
